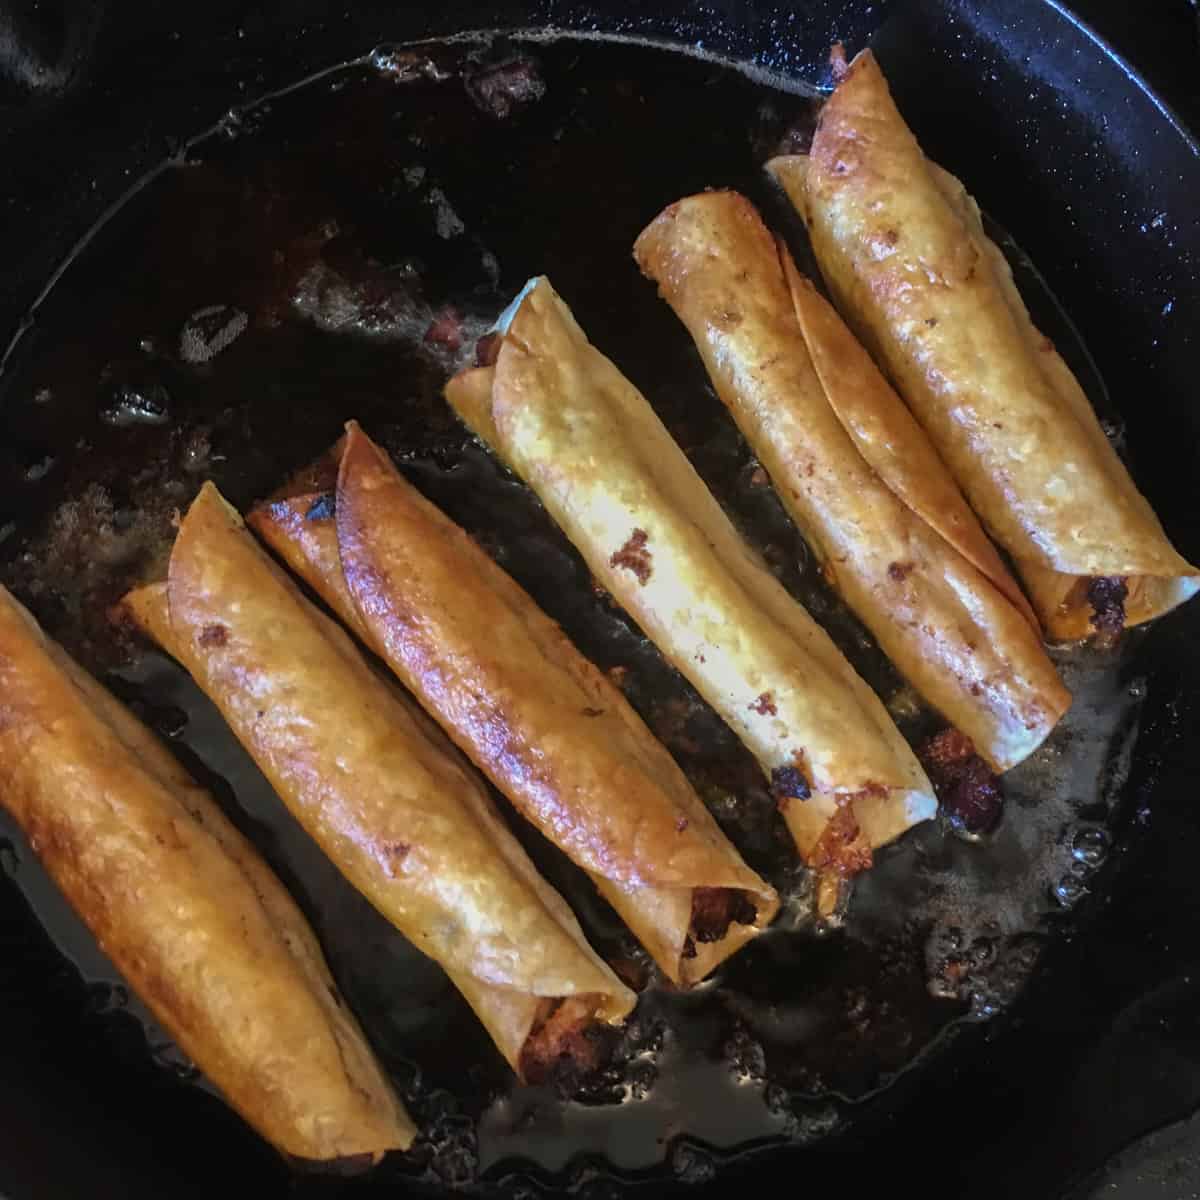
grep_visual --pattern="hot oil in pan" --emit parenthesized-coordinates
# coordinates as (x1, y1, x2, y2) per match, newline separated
(0, 34, 1150, 1190)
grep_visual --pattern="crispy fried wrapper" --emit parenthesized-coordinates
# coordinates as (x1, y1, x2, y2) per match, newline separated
(0, 585, 413, 1163)
(634, 191, 1070, 771)
(767, 49, 1199, 642)
(121, 484, 634, 1078)
(248, 423, 778, 984)
(445, 276, 936, 875)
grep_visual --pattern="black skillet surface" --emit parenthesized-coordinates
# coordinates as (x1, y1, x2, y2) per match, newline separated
(1, 3, 1199, 1198)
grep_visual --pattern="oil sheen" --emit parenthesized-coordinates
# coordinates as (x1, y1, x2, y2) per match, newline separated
(0, 34, 1149, 1191)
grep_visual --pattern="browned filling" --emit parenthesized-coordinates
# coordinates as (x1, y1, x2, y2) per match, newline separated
(681, 887, 759, 959)
(918, 727, 1004, 836)
(475, 330, 503, 367)
(518, 995, 604, 1085)
(809, 802, 873, 877)
(1086, 575, 1128, 648)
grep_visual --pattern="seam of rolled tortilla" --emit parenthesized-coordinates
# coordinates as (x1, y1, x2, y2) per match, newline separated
(446, 276, 937, 874)
(631, 190, 1069, 770)
(924, 162, 1200, 636)
(122, 483, 634, 1075)
(0, 585, 413, 1161)
(776, 47, 1199, 638)
(246, 422, 778, 985)
(777, 243, 1040, 632)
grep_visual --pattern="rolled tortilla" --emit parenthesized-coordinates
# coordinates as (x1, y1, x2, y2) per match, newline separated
(248, 422, 778, 985)
(121, 483, 634, 1079)
(0, 584, 412, 1163)
(634, 191, 1070, 771)
(446, 276, 936, 875)
(767, 49, 1199, 642)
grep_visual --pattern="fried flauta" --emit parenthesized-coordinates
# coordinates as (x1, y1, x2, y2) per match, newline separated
(446, 276, 936, 876)
(634, 191, 1070, 771)
(248, 422, 778, 984)
(122, 484, 634, 1080)
(767, 49, 1199, 642)
(0, 585, 412, 1163)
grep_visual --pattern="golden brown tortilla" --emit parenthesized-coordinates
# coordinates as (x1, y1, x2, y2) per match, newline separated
(767, 49, 1199, 640)
(122, 484, 634, 1075)
(0, 585, 413, 1163)
(634, 190, 1070, 770)
(248, 422, 778, 984)
(446, 276, 937, 873)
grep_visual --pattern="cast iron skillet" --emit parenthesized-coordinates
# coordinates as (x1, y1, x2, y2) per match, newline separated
(2, 2, 1200, 1198)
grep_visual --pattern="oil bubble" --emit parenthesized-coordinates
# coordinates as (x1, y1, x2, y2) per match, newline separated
(1071, 826, 1110, 867)
(968, 991, 1000, 1020)
(670, 1141, 716, 1184)
(724, 1029, 766, 1083)
(427, 1115, 478, 1186)
(151, 1039, 200, 1081)
(1053, 872, 1089, 907)
(100, 379, 171, 426)
(626, 1059, 657, 1100)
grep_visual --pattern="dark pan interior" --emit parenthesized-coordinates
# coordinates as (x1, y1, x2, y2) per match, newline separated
(1, 3, 1199, 1199)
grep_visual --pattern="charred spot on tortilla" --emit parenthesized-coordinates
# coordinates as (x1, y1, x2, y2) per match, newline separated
(305, 492, 336, 521)
(919, 727, 1004, 836)
(610, 528, 653, 584)
(381, 841, 411, 875)
(750, 691, 777, 716)
(1086, 575, 1128, 647)
(887, 561, 914, 582)
(198, 623, 229, 648)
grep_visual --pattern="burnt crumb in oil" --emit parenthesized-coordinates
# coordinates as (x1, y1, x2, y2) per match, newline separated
(463, 56, 547, 120)
(0, 31, 1145, 1192)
